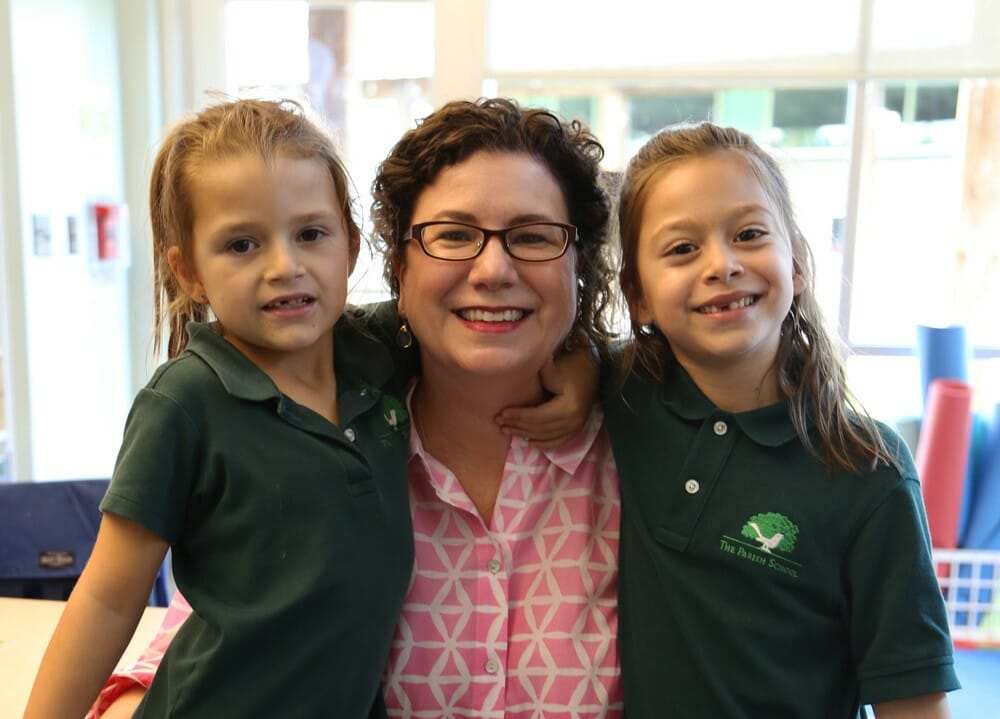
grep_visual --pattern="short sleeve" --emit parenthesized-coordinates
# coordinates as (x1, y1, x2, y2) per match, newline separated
(847, 477, 960, 704)
(101, 387, 203, 543)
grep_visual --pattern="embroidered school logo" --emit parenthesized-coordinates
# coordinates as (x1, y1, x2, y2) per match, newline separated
(741, 512, 798, 554)
(719, 512, 802, 578)
(378, 394, 409, 447)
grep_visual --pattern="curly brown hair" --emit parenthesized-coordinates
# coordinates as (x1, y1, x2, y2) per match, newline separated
(150, 97, 360, 359)
(370, 97, 616, 353)
(617, 121, 894, 474)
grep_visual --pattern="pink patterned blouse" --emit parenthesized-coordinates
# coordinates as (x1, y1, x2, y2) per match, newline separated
(384, 404, 622, 718)
(89, 406, 622, 719)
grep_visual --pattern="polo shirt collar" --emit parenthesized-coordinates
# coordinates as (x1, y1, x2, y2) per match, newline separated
(182, 315, 397, 410)
(183, 321, 280, 402)
(659, 361, 806, 448)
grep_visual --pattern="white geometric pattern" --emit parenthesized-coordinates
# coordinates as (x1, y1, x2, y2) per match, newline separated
(383, 407, 623, 719)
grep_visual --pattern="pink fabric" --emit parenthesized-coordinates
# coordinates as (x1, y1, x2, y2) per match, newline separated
(384, 404, 622, 718)
(86, 593, 192, 718)
(89, 406, 622, 718)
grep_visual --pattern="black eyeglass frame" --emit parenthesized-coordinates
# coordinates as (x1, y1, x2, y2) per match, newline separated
(403, 221, 578, 262)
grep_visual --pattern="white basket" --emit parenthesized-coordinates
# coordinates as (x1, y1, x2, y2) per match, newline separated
(933, 549, 1000, 647)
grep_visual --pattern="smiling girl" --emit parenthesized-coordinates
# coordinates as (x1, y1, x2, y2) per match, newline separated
(24, 98, 413, 718)
(604, 122, 959, 718)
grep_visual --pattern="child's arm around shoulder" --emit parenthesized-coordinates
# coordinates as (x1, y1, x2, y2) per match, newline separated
(496, 341, 600, 448)
(23, 513, 168, 718)
(873, 692, 951, 718)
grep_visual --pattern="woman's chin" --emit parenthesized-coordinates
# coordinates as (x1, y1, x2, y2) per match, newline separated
(424, 350, 549, 390)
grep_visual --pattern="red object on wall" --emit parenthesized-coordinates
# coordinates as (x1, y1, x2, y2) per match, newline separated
(915, 378, 973, 549)
(93, 203, 120, 260)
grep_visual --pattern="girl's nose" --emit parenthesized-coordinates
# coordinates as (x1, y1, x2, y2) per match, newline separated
(265, 240, 305, 281)
(704, 241, 743, 282)
(468, 234, 517, 288)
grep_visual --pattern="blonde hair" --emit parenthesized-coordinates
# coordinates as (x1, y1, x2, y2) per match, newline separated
(617, 122, 893, 473)
(150, 98, 360, 359)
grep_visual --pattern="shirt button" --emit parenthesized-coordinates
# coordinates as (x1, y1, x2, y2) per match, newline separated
(344, 428, 356, 442)
(487, 559, 501, 575)
(713, 420, 728, 436)
(684, 479, 700, 494)
(485, 658, 501, 674)
(359, 388, 368, 397)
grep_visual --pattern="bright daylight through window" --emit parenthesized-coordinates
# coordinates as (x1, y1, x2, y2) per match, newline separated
(221, 0, 1000, 422)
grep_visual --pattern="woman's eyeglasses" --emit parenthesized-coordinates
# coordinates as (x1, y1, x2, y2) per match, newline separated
(404, 221, 577, 262)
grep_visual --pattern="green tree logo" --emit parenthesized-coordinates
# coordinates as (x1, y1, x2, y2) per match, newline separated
(377, 394, 409, 447)
(381, 395, 407, 429)
(741, 513, 798, 554)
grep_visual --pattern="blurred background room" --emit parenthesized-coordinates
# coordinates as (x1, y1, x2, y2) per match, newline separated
(1, 2, 999, 714)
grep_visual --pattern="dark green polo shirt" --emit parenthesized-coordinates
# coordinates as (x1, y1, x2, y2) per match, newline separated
(601, 361, 958, 718)
(102, 317, 414, 718)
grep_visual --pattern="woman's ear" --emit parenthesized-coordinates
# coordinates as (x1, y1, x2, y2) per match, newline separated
(167, 246, 207, 303)
(393, 254, 407, 316)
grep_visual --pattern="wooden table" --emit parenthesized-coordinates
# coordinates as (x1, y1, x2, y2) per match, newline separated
(0, 597, 167, 718)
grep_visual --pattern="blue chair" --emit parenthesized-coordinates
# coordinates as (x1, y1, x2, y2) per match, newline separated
(0, 478, 170, 605)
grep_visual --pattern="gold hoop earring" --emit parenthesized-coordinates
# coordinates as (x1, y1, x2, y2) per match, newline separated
(396, 319, 413, 349)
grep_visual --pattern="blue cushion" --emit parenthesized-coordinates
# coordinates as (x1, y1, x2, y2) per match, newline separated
(0, 479, 109, 599)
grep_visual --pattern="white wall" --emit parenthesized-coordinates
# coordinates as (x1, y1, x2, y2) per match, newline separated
(4, 0, 132, 479)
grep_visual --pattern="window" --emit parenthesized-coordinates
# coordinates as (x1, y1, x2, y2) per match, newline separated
(203, 0, 1000, 420)
(517, 95, 596, 130)
(884, 82, 960, 123)
(485, 0, 1000, 422)
(222, 0, 435, 305)
(772, 88, 849, 147)
(629, 93, 714, 138)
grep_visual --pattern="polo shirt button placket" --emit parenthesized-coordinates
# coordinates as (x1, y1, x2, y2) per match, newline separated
(713, 420, 728, 436)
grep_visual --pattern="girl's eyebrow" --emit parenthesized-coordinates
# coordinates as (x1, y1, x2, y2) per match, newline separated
(205, 209, 340, 235)
(730, 202, 776, 220)
(660, 203, 775, 230)
(647, 203, 777, 244)
(659, 217, 699, 232)
(647, 217, 699, 244)
(292, 210, 342, 225)
(201, 219, 258, 237)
